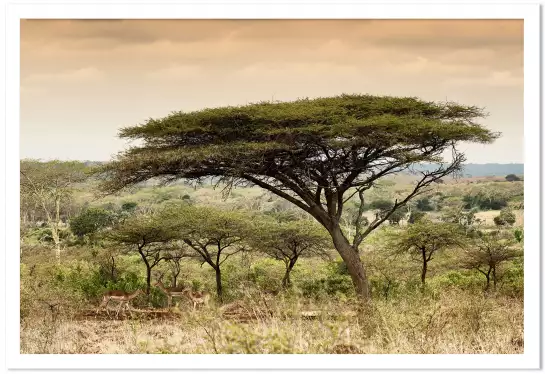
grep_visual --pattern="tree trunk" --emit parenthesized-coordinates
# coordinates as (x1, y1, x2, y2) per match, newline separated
(421, 249, 428, 288)
(492, 266, 497, 291)
(110, 256, 117, 282)
(51, 227, 61, 263)
(330, 226, 370, 300)
(146, 266, 152, 295)
(138, 247, 152, 296)
(485, 268, 491, 291)
(215, 267, 223, 303)
(282, 258, 297, 288)
(54, 198, 61, 263)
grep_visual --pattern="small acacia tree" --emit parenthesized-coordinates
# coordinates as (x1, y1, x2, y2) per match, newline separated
(99, 94, 497, 300)
(20, 160, 89, 261)
(107, 212, 180, 294)
(252, 218, 331, 288)
(163, 205, 251, 302)
(392, 220, 465, 287)
(160, 245, 192, 287)
(461, 230, 521, 291)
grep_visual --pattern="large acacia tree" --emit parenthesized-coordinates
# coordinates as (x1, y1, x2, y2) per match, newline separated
(99, 94, 496, 300)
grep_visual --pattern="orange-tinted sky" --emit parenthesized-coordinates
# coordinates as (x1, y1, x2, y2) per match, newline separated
(20, 19, 523, 163)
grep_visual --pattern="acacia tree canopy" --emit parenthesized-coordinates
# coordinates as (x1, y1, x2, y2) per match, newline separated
(99, 94, 497, 300)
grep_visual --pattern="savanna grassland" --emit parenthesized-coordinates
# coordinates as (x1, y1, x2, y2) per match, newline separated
(20, 169, 524, 354)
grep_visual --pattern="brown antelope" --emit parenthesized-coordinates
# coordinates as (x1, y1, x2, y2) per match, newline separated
(183, 289, 211, 310)
(96, 289, 143, 317)
(153, 279, 189, 308)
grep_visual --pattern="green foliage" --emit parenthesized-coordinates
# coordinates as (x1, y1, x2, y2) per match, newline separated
(25, 227, 72, 244)
(107, 210, 181, 247)
(431, 270, 484, 291)
(416, 197, 434, 211)
(251, 218, 331, 263)
(408, 211, 426, 224)
(460, 230, 522, 290)
(369, 200, 409, 224)
(390, 220, 466, 285)
(121, 201, 138, 212)
(369, 199, 393, 211)
(69, 207, 115, 238)
(514, 228, 524, 243)
(298, 260, 354, 299)
(505, 174, 521, 182)
(499, 259, 524, 296)
(441, 204, 479, 229)
(393, 221, 465, 257)
(250, 258, 285, 292)
(493, 209, 516, 227)
(460, 183, 522, 211)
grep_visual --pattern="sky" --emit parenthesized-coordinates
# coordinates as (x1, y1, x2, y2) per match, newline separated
(20, 19, 524, 163)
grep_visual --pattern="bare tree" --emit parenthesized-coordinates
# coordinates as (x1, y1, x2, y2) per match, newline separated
(20, 160, 89, 261)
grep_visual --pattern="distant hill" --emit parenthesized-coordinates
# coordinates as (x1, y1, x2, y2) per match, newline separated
(459, 163, 523, 177)
(411, 163, 523, 178)
(82, 161, 523, 180)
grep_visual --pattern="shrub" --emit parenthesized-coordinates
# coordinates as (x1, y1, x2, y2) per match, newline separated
(416, 197, 434, 211)
(299, 260, 354, 299)
(505, 174, 521, 182)
(408, 211, 427, 224)
(69, 207, 115, 238)
(493, 209, 516, 226)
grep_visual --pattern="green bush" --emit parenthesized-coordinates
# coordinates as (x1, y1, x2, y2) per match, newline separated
(250, 258, 284, 292)
(499, 259, 523, 296)
(69, 207, 115, 238)
(493, 209, 516, 226)
(369, 276, 401, 300)
(430, 270, 483, 291)
(416, 197, 434, 211)
(298, 260, 354, 299)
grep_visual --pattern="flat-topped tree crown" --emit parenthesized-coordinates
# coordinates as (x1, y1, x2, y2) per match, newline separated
(100, 94, 497, 300)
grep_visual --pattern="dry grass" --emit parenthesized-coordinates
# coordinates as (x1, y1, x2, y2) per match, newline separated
(20, 290, 523, 354)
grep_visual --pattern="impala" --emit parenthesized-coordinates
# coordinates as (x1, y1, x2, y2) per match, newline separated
(153, 279, 189, 308)
(96, 289, 143, 317)
(183, 289, 211, 310)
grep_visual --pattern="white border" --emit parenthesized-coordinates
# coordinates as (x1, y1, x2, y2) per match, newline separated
(4, 2, 541, 370)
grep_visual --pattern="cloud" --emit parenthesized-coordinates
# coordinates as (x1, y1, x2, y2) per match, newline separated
(23, 67, 104, 84)
(21, 19, 522, 51)
(443, 70, 522, 88)
(146, 65, 204, 81)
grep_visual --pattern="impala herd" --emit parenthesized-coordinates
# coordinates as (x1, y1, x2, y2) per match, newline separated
(96, 276, 211, 317)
